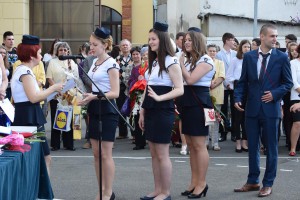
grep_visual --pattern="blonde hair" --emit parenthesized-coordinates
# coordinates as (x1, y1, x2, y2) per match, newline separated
(0, 45, 9, 69)
(92, 34, 113, 52)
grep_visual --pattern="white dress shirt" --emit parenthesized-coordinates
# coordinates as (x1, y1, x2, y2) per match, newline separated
(290, 59, 300, 100)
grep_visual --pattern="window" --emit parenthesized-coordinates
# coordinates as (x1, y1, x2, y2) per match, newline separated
(30, 1, 122, 54)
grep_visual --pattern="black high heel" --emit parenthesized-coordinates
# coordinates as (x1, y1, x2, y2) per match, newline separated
(188, 184, 208, 199)
(181, 188, 195, 196)
(110, 192, 115, 200)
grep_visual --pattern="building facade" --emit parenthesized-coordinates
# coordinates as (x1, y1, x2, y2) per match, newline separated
(0, 0, 153, 53)
(157, 0, 300, 46)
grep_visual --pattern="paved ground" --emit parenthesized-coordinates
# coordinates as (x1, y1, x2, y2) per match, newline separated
(44, 117, 300, 200)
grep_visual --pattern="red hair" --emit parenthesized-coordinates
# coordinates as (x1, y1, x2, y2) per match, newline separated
(17, 43, 40, 62)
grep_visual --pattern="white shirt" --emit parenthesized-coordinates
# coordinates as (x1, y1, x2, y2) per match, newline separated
(290, 59, 300, 100)
(226, 57, 243, 89)
(88, 57, 120, 93)
(11, 65, 40, 103)
(184, 55, 215, 87)
(145, 55, 178, 87)
(257, 47, 272, 78)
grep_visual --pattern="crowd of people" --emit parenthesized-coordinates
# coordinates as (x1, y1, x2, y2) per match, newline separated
(0, 22, 299, 200)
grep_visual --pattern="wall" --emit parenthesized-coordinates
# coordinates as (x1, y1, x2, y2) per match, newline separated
(102, 0, 122, 15)
(131, 0, 153, 46)
(0, 0, 29, 44)
(200, 0, 299, 22)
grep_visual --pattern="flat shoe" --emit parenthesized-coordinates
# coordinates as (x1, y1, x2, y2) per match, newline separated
(289, 151, 296, 156)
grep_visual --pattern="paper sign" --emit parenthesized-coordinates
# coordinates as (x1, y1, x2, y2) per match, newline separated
(47, 79, 76, 102)
(0, 98, 15, 122)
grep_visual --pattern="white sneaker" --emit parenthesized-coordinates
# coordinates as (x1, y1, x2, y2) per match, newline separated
(180, 145, 187, 155)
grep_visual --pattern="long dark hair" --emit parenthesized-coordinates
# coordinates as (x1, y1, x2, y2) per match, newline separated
(182, 31, 206, 71)
(148, 28, 175, 77)
(236, 39, 251, 59)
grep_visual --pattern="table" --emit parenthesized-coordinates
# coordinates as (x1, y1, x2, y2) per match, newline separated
(0, 142, 54, 200)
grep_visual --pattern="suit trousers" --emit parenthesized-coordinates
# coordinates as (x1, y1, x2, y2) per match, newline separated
(50, 100, 74, 149)
(246, 109, 279, 187)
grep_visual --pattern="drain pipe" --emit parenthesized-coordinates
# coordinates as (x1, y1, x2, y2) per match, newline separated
(153, 0, 157, 22)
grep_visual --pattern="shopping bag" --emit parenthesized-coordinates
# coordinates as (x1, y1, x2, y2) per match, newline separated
(53, 104, 73, 131)
(204, 108, 216, 126)
(73, 105, 82, 140)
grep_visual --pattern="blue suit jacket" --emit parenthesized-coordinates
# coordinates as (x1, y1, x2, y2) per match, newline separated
(234, 49, 293, 118)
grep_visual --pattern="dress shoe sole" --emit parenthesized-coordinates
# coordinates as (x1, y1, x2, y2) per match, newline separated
(258, 190, 272, 197)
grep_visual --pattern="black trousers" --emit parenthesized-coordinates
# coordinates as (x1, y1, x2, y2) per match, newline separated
(220, 90, 235, 136)
(232, 107, 247, 140)
(133, 113, 146, 147)
(282, 93, 292, 148)
(116, 85, 129, 137)
(50, 100, 74, 149)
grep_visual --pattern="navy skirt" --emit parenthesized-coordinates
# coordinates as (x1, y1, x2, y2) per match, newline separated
(12, 101, 50, 156)
(87, 99, 119, 142)
(144, 108, 175, 144)
(182, 86, 211, 136)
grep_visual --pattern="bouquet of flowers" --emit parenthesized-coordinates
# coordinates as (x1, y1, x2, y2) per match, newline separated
(211, 96, 225, 129)
(129, 61, 148, 116)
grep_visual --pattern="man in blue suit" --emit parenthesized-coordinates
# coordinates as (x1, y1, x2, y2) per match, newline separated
(234, 24, 293, 197)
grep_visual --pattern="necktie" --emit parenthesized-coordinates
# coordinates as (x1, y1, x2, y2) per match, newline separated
(259, 52, 270, 83)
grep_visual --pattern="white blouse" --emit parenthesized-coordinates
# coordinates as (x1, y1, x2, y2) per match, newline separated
(11, 65, 40, 103)
(88, 57, 120, 93)
(145, 55, 178, 87)
(184, 54, 215, 87)
(226, 57, 243, 89)
(290, 59, 300, 100)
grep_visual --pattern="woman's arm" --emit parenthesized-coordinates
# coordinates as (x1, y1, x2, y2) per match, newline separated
(181, 61, 212, 85)
(22, 74, 63, 103)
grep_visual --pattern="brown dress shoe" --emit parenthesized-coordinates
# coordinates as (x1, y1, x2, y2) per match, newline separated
(234, 183, 260, 192)
(258, 187, 272, 197)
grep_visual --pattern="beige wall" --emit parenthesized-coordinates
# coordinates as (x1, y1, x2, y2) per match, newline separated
(102, 0, 122, 15)
(0, 0, 29, 44)
(132, 0, 153, 46)
(102, 0, 153, 46)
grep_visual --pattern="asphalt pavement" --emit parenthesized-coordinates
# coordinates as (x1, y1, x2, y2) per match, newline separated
(45, 118, 300, 200)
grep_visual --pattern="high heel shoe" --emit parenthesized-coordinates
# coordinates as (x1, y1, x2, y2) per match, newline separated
(110, 192, 115, 200)
(181, 188, 195, 196)
(188, 184, 208, 199)
(140, 195, 156, 200)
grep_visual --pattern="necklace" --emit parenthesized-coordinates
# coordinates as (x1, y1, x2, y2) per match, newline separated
(92, 56, 111, 72)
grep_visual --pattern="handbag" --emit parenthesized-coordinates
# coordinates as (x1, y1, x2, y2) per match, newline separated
(53, 104, 73, 132)
(190, 88, 216, 126)
(120, 97, 131, 117)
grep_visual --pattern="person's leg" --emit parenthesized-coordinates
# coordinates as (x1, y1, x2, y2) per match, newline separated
(144, 142, 161, 198)
(133, 114, 145, 149)
(180, 120, 188, 154)
(62, 120, 74, 150)
(229, 90, 236, 141)
(262, 117, 279, 187)
(245, 117, 261, 185)
(90, 139, 101, 200)
(49, 100, 61, 150)
(290, 122, 300, 153)
(189, 136, 209, 195)
(116, 89, 128, 138)
(211, 105, 221, 150)
(184, 135, 198, 191)
(153, 143, 172, 199)
(101, 141, 115, 199)
(219, 90, 229, 141)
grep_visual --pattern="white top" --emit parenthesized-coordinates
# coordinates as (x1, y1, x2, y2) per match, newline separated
(290, 59, 300, 100)
(145, 55, 178, 87)
(226, 57, 243, 89)
(184, 54, 215, 87)
(88, 57, 120, 93)
(0, 65, 2, 87)
(11, 65, 40, 103)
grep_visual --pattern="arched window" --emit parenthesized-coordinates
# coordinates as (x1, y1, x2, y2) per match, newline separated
(99, 6, 122, 45)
